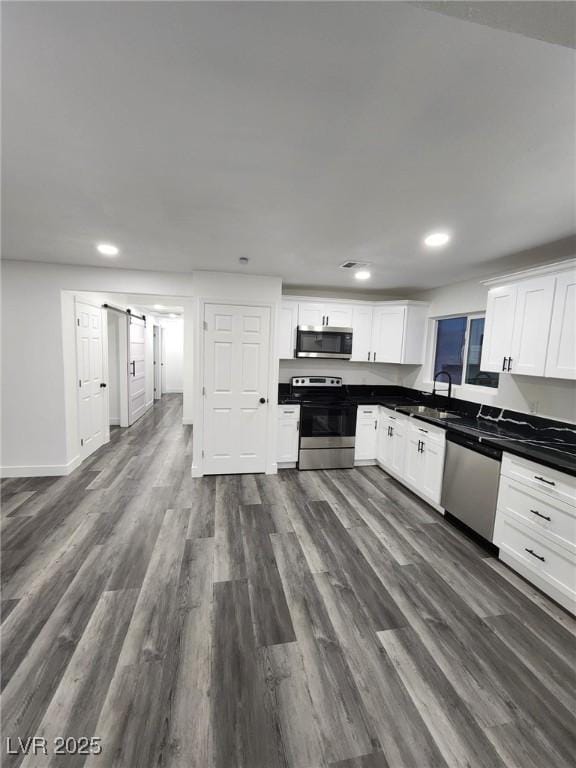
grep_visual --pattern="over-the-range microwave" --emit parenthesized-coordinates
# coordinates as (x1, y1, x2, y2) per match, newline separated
(295, 326, 353, 359)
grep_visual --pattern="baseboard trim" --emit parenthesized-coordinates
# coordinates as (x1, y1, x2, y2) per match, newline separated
(182, 418, 194, 425)
(1, 455, 81, 478)
(375, 460, 445, 515)
(110, 418, 120, 426)
(165, 389, 184, 394)
(354, 459, 377, 466)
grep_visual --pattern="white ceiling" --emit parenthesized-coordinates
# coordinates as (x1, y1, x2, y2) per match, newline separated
(3, 1, 575, 290)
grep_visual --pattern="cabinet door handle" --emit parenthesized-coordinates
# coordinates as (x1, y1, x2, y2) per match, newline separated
(502, 356, 508, 371)
(530, 509, 551, 521)
(534, 475, 555, 486)
(373, 352, 377, 362)
(525, 548, 545, 562)
(296, 421, 299, 430)
(418, 427, 428, 433)
(390, 426, 394, 437)
(507, 357, 513, 371)
(283, 410, 295, 414)
(374, 419, 378, 430)
(131, 361, 136, 376)
(368, 352, 371, 361)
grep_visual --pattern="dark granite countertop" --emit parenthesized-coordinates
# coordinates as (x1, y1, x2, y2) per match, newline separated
(277, 384, 576, 477)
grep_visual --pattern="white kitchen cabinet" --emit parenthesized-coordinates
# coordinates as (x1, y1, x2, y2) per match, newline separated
(545, 270, 576, 380)
(354, 405, 378, 462)
(351, 304, 374, 362)
(481, 267, 575, 379)
(277, 405, 300, 465)
(509, 276, 555, 376)
(377, 407, 407, 478)
(481, 284, 517, 373)
(371, 303, 427, 364)
(404, 420, 446, 504)
(298, 302, 325, 327)
(495, 453, 575, 613)
(278, 300, 299, 359)
(298, 301, 352, 328)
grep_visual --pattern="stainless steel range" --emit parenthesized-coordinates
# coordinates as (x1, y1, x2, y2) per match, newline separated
(291, 376, 357, 470)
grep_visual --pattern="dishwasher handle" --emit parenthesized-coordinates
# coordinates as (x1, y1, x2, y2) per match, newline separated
(446, 431, 502, 462)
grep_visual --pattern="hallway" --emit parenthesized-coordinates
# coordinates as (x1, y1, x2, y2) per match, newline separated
(1, 394, 575, 767)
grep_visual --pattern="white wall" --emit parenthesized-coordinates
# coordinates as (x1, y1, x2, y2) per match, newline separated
(279, 359, 402, 386)
(1, 260, 195, 475)
(405, 276, 576, 422)
(161, 318, 183, 393)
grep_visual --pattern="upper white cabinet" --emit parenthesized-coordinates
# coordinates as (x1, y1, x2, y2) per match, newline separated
(481, 265, 575, 379)
(351, 304, 374, 362)
(277, 296, 428, 364)
(481, 284, 517, 373)
(371, 303, 427, 364)
(298, 301, 353, 328)
(546, 271, 576, 380)
(278, 300, 299, 359)
(510, 276, 555, 377)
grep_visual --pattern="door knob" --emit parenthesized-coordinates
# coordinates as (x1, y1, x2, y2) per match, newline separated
(259, 397, 266, 404)
(100, 382, 107, 388)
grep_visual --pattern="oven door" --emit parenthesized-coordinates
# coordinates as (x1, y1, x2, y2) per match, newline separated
(296, 326, 353, 359)
(299, 403, 357, 449)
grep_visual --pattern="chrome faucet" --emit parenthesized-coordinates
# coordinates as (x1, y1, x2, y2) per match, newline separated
(433, 370, 452, 407)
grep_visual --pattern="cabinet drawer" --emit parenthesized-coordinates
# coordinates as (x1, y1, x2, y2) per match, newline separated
(410, 418, 446, 446)
(380, 406, 407, 424)
(494, 511, 576, 607)
(357, 405, 378, 419)
(278, 405, 300, 420)
(498, 476, 576, 554)
(501, 453, 576, 507)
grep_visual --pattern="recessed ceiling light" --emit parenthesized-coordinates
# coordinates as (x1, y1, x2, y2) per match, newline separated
(96, 243, 119, 256)
(154, 304, 163, 310)
(355, 270, 371, 280)
(169, 313, 178, 318)
(424, 232, 451, 248)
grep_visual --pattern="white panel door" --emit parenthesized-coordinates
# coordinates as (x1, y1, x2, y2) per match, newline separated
(128, 316, 147, 425)
(298, 302, 325, 327)
(351, 304, 374, 362)
(278, 300, 298, 359)
(481, 284, 517, 373)
(76, 301, 106, 462)
(509, 276, 555, 376)
(203, 303, 271, 475)
(324, 303, 353, 328)
(546, 271, 576, 380)
(372, 306, 406, 363)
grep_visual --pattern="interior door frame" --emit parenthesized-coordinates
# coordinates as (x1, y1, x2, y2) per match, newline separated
(75, 298, 110, 462)
(193, 297, 277, 477)
(153, 324, 163, 400)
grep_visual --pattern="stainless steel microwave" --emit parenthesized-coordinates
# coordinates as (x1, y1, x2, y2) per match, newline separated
(295, 326, 353, 359)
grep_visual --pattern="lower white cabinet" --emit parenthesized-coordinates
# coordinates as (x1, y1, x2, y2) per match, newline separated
(377, 407, 407, 478)
(494, 453, 575, 613)
(354, 405, 379, 461)
(403, 421, 446, 504)
(277, 405, 300, 465)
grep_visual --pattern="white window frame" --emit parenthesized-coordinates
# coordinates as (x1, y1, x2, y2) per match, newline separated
(429, 312, 499, 395)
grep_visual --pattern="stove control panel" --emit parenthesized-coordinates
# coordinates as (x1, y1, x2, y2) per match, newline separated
(291, 376, 343, 387)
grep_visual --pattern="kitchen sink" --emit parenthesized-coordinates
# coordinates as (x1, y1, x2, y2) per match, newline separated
(400, 405, 461, 420)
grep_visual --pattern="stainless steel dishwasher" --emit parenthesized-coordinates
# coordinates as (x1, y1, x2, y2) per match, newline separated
(441, 431, 502, 542)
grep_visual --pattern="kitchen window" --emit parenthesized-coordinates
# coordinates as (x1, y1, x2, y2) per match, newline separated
(432, 314, 499, 389)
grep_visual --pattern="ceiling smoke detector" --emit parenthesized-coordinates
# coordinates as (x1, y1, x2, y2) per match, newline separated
(339, 261, 371, 270)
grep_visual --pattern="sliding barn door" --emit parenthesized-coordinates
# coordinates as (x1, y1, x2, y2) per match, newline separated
(203, 303, 271, 475)
(76, 300, 107, 461)
(128, 315, 147, 425)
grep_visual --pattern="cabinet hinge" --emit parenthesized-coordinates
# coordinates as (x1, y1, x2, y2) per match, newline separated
(203, 321, 208, 331)
(202, 449, 205, 458)
(202, 386, 206, 396)
(78, 379, 82, 388)
(77, 318, 80, 326)
(80, 438, 84, 446)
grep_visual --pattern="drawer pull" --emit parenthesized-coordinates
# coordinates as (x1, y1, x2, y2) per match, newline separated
(534, 475, 555, 486)
(530, 509, 551, 522)
(363, 410, 374, 414)
(283, 410, 295, 414)
(418, 427, 429, 433)
(525, 548, 545, 562)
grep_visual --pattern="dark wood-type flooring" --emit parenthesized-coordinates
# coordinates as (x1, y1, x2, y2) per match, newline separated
(2, 394, 576, 767)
